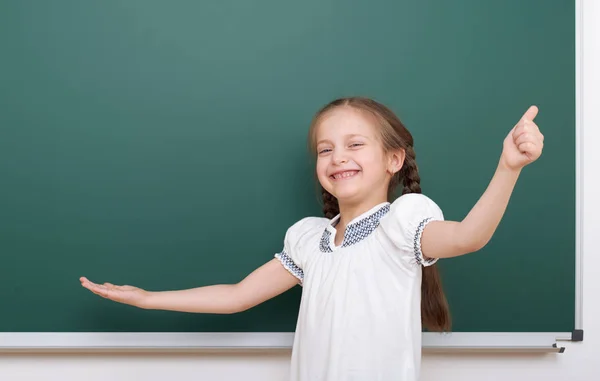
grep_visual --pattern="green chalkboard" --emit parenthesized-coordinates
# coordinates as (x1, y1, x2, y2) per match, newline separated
(0, 0, 575, 333)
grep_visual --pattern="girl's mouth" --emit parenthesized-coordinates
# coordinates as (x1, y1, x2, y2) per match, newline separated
(330, 170, 360, 180)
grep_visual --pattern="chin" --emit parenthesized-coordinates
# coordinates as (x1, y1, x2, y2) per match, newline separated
(327, 187, 364, 203)
(320, 177, 369, 203)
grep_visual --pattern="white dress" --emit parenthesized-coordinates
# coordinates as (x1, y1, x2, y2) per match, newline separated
(275, 193, 444, 381)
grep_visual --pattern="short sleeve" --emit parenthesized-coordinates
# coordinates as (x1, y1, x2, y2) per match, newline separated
(274, 217, 319, 285)
(379, 193, 444, 267)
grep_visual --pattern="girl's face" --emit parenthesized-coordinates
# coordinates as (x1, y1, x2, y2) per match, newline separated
(314, 107, 403, 206)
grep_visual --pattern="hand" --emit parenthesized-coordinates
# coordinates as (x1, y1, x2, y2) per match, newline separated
(80, 276, 149, 308)
(500, 105, 544, 171)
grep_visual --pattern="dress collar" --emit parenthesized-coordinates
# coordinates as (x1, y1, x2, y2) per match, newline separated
(320, 202, 391, 252)
(328, 202, 390, 229)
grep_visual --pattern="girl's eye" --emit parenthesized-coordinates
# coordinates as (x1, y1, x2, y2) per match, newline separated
(318, 148, 332, 154)
(349, 143, 364, 148)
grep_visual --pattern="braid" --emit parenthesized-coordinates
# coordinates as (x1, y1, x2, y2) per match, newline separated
(400, 146, 422, 195)
(321, 188, 339, 219)
(399, 148, 451, 331)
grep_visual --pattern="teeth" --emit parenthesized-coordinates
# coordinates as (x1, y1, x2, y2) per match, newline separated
(332, 171, 358, 179)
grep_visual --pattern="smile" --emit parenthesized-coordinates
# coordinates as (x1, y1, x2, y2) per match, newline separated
(330, 170, 360, 180)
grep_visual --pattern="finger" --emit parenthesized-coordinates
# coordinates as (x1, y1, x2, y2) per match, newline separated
(514, 132, 529, 147)
(514, 132, 541, 147)
(100, 288, 118, 300)
(521, 105, 539, 122)
(513, 120, 539, 140)
(107, 283, 130, 291)
(89, 287, 107, 297)
(86, 285, 108, 299)
(80, 279, 97, 289)
(80, 277, 98, 288)
(85, 280, 110, 292)
(81, 277, 99, 286)
(90, 285, 117, 300)
(80, 280, 114, 298)
(518, 141, 538, 155)
(84, 282, 106, 293)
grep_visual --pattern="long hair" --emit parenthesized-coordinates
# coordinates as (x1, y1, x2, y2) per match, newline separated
(307, 97, 451, 332)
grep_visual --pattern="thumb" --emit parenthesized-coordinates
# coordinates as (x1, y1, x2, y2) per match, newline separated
(521, 105, 539, 122)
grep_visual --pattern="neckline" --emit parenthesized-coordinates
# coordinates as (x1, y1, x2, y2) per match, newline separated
(321, 202, 391, 252)
(327, 201, 390, 231)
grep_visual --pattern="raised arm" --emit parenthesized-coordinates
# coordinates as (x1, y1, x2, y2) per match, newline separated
(80, 258, 298, 314)
(421, 106, 544, 259)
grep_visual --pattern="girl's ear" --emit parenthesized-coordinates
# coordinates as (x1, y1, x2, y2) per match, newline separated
(387, 149, 405, 175)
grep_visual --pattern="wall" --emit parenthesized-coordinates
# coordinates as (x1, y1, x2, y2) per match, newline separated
(1, 1, 597, 380)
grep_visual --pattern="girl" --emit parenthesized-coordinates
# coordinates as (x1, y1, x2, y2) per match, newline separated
(80, 97, 544, 381)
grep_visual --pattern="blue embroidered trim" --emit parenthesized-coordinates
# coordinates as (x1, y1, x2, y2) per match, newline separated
(319, 204, 391, 252)
(319, 229, 333, 253)
(275, 250, 304, 284)
(414, 217, 437, 265)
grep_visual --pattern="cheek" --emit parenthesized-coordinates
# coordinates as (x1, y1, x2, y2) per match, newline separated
(315, 159, 334, 191)
(316, 158, 329, 178)
(359, 151, 387, 173)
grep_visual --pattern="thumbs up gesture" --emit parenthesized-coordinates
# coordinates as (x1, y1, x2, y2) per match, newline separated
(500, 106, 544, 170)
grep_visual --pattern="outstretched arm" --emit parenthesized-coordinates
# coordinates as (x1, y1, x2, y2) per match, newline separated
(80, 258, 298, 314)
(421, 106, 544, 259)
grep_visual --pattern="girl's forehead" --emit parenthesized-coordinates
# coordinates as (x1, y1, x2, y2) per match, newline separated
(316, 107, 379, 140)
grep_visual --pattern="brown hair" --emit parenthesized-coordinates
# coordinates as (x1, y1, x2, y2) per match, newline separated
(308, 96, 451, 332)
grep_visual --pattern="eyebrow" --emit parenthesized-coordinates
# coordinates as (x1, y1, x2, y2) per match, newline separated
(316, 134, 370, 145)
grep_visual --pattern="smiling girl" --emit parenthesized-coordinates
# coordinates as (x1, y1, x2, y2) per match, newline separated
(81, 97, 544, 381)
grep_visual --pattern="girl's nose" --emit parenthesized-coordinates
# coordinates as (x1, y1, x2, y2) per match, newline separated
(333, 154, 349, 165)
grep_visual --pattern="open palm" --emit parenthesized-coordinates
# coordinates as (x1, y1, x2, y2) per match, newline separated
(80, 277, 148, 307)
